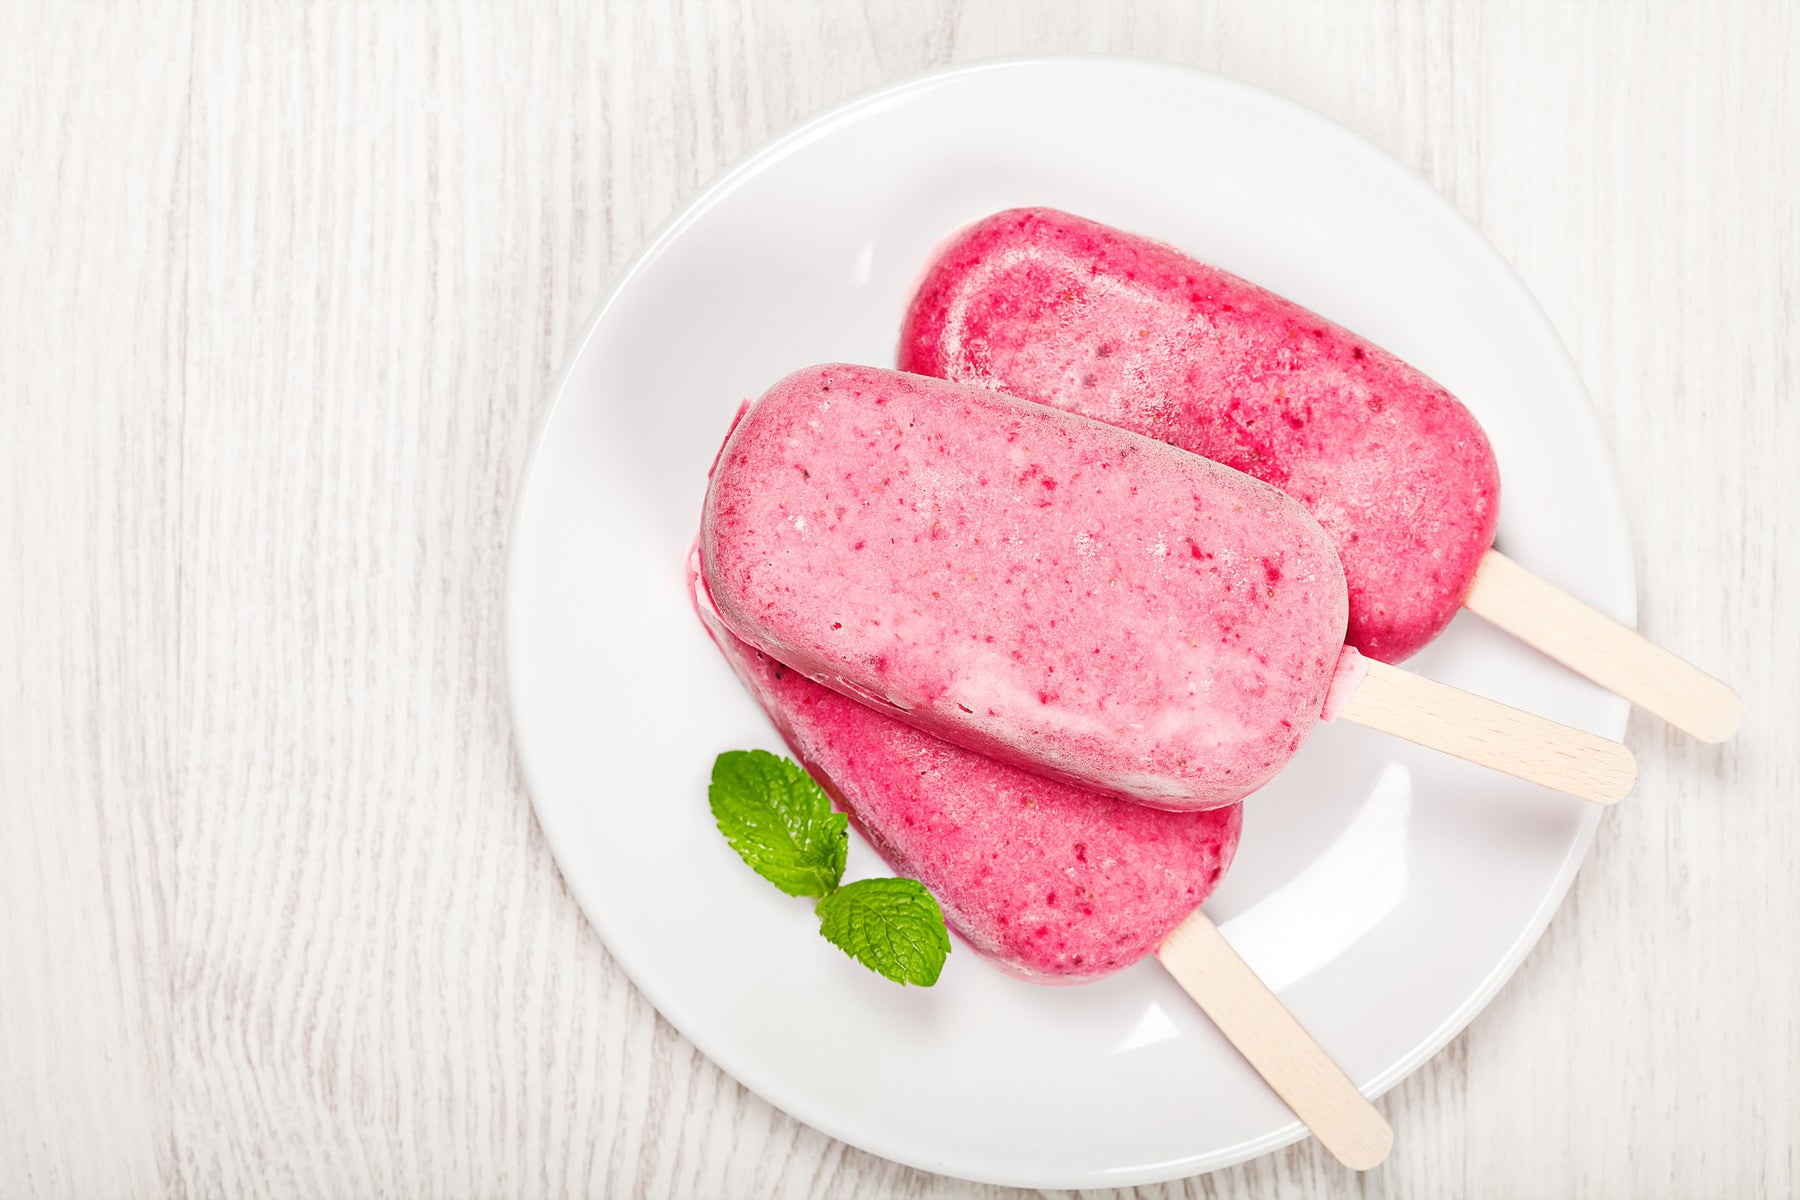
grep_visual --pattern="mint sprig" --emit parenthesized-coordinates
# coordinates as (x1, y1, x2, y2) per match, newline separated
(709, 750, 950, 986)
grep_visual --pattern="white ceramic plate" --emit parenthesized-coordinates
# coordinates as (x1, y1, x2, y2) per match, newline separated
(506, 58, 1632, 1188)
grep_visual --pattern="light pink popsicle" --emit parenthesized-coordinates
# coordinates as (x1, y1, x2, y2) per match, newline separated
(899, 208, 1501, 664)
(694, 564, 1242, 982)
(698, 363, 1350, 811)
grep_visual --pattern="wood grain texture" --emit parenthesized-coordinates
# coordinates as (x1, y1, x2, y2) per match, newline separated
(1156, 914, 1393, 1173)
(1340, 659, 1637, 804)
(2, 1, 1795, 1197)
(1463, 549, 1744, 743)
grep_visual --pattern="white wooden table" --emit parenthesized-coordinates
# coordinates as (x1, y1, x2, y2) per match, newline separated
(3, 3, 1796, 1196)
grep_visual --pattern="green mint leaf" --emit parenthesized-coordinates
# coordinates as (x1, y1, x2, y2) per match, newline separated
(815, 878, 951, 986)
(709, 750, 847, 898)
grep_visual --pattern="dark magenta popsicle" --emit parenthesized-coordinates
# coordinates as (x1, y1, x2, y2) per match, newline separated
(698, 364, 1350, 811)
(694, 563, 1242, 981)
(899, 208, 1500, 664)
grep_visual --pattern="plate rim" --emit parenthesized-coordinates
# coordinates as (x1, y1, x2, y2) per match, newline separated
(503, 54, 1633, 1187)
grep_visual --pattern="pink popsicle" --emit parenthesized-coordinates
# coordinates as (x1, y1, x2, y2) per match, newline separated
(698, 363, 1350, 811)
(694, 566, 1241, 981)
(695, 566, 1396, 1170)
(899, 207, 1500, 664)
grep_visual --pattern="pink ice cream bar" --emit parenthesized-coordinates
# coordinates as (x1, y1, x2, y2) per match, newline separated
(699, 364, 1634, 807)
(899, 207, 1500, 664)
(694, 566, 1393, 1167)
(699, 363, 1349, 811)
(694, 567, 1241, 982)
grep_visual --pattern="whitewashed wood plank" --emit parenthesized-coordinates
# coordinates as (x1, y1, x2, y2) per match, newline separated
(0, 2, 1794, 1197)
(0, 3, 192, 1197)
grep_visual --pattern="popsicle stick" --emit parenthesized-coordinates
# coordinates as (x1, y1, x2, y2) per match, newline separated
(1462, 549, 1742, 743)
(1156, 911, 1392, 1172)
(1339, 658, 1635, 803)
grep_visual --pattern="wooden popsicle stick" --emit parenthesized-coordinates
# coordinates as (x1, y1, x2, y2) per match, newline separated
(1338, 658, 1636, 803)
(1461, 549, 1742, 743)
(1156, 910, 1392, 1172)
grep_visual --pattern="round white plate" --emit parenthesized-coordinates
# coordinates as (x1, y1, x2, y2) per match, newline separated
(506, 58, 1632, 1188)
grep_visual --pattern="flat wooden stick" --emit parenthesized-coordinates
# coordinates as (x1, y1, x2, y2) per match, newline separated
(1462, 549, 1742, 743)
(1156, 910, 1392, 1172)
(1338, 657, 1636, 803)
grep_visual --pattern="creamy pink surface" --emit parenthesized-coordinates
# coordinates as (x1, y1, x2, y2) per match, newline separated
(899, 208, 1501, 664)
(698, 364, 1348, 810)
(694, 568, 1242, 982)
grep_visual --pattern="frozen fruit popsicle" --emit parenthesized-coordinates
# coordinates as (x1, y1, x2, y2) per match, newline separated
(900, 207, 1739, 741)
(694, 569, 1392, 1169)
(696, 562, 1240, 980)
(699, 365, 1636, 808)
(701, 362, 1346, 809)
